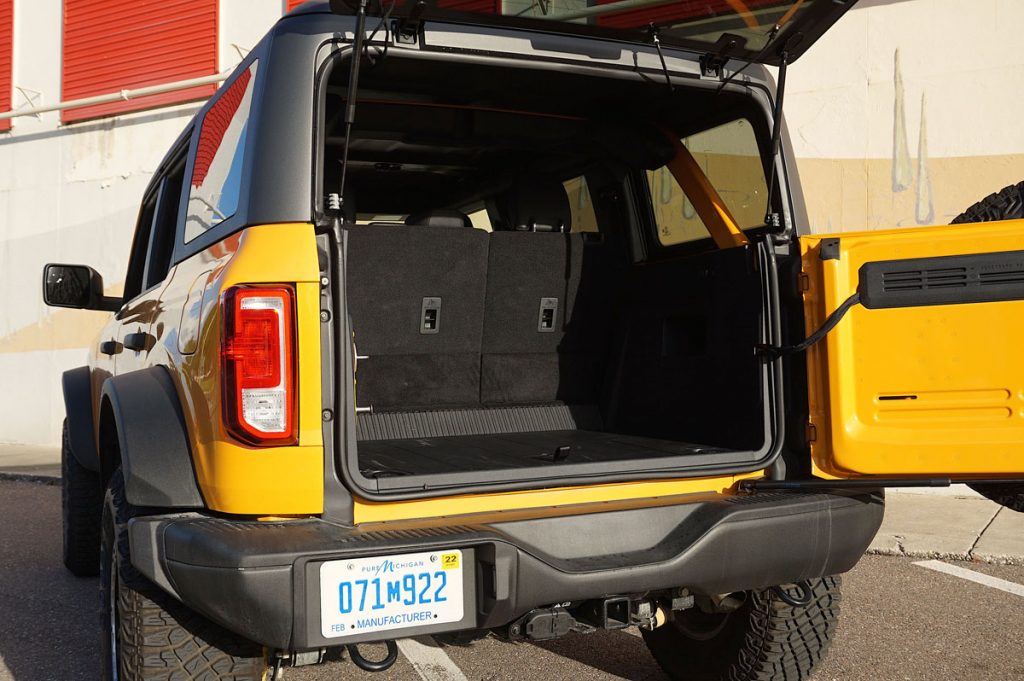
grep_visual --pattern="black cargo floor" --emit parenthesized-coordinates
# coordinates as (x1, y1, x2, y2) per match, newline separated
(357, 429, 727, 478)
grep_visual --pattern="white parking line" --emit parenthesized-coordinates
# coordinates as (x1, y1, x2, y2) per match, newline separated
(397, 636, 469, 681)
(913, 559, 1024, 597)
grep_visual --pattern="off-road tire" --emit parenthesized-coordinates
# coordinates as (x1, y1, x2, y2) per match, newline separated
(100, 471, 269, 680)
(62, 418, 103, 576)
(951, 181, 1024, 224)
(641, 576, 842, 681)
(951, 181, 1024, 513)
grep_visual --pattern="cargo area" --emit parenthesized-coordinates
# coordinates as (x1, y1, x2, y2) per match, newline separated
(321, 56, 779, 493)
(348, 236, 764, 481)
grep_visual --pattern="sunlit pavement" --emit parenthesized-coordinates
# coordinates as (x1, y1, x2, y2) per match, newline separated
(2, 479, 1022, 681)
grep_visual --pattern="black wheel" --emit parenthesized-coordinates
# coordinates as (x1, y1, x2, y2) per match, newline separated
(100, 470, 269, 681)
(641, 577, 842, 681)
(62, 418, 103, 576)
(951, 181, 1024, 513)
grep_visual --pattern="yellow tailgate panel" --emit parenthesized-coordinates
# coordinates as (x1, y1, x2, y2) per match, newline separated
(802, 220, 1024, 478)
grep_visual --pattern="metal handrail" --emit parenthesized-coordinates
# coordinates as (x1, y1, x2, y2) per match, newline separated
(0, 69, 234, 122)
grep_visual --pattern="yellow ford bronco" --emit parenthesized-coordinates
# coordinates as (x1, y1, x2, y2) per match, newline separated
(43, 1, 1024, 679)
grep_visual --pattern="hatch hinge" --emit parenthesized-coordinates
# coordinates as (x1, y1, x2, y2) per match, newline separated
(700, 52, 727, 78)
(805, 422, 817, 444)
(819, 238, 841, 261)
(394, 0, 426, 44)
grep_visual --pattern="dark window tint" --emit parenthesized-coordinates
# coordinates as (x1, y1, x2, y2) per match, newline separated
(123, 192, 158, 302)
(143, 157, 185, 290)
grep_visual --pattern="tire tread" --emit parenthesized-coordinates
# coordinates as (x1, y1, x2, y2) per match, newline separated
(103, 471, 268, 680)
(643, 576, 842, 681)
(950, 181, 1024, 225)
(62, 419, 103, 577)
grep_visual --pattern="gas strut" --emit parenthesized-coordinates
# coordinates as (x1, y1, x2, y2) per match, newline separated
(334, 0, 371, 218)
(763, 49, 787, 229)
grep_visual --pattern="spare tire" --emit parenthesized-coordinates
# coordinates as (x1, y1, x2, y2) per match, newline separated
(952, 181, 1024, 512)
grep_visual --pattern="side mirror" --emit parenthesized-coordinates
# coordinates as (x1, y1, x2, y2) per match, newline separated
(42, 264, 121, 312)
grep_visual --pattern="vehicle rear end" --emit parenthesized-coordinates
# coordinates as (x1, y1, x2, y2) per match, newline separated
(122, 2, 883, 677)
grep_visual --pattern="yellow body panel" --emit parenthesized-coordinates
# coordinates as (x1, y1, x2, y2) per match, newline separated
(802, 220, 1024, 478)
(168, 223, 324, 515)
(353, 473, 757, 523)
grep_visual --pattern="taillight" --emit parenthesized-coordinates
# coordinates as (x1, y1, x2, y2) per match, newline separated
(221, 286, 296, 445)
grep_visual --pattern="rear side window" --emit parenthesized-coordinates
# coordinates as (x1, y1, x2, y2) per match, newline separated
(185, 61, 258, 242)
(563, 176, 598, 233)
(647, 118, 768, 247)
(122, 192, 159, 302)
(144, 157, 186, 289)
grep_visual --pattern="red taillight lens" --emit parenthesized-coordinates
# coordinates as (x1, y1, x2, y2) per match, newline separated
(227, 308, 282, 390)
(222, 286, 296, 445)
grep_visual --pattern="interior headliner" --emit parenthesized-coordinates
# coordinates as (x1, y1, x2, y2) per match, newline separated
(321, 55, 767, 214)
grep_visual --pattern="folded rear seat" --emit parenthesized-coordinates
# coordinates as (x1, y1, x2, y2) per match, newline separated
(345, 211, 488, 412)
(349, 184, 615, 450)
(482, 179, 613, 406)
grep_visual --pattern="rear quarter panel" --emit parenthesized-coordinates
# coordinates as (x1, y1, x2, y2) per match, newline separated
(154, 223, 324, 514)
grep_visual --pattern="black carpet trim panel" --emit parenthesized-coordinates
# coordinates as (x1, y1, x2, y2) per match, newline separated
(356, 404, 603, 441)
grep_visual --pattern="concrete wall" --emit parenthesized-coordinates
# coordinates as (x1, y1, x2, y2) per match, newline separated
(0, 0, 1021, 447)
(0, 0, 285, 447)
(786, 0, 1024, 231)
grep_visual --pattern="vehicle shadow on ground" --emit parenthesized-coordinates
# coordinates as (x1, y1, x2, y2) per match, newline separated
(0, 481, 100, 681)
(531, 629, 668, 681)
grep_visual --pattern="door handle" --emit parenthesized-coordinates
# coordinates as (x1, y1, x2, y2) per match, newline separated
(98, 340, 122, 356)
(123, 332, 153, 352)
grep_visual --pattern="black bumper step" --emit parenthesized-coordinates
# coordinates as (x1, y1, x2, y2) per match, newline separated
(128, 489, 883, 650)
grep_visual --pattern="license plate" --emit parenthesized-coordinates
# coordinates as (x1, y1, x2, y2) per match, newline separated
(319, 549, 464, 639)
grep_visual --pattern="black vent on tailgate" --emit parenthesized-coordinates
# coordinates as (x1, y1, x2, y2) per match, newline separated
(880, 267, 968, 292)
(858, 250, 1024, 309)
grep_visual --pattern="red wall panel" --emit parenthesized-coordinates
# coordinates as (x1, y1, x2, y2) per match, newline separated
(0, 0, 11, 132)
(596, 0, 784, 29)
(62, 0, 218, 123)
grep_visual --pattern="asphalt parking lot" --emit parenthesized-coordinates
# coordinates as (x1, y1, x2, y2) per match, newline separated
(1, 479, 1022, 681)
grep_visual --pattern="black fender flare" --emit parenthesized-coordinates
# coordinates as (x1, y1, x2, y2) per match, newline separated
(100, 367, 204, 508)
(62, 366, 100, 472)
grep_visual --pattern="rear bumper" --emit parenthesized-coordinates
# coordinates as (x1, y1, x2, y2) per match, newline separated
(129, 489, 883, 650)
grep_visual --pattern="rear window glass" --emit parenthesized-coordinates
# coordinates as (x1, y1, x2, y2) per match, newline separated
(647, 118, 768, 247)
(563, 176, 598, 233)
(185, 61, 258, 242)
(354, 177, 598, 234)
(435, 0, 818, 57)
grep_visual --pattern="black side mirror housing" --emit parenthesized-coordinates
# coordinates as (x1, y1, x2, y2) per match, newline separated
(42, 264, 121, 312)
